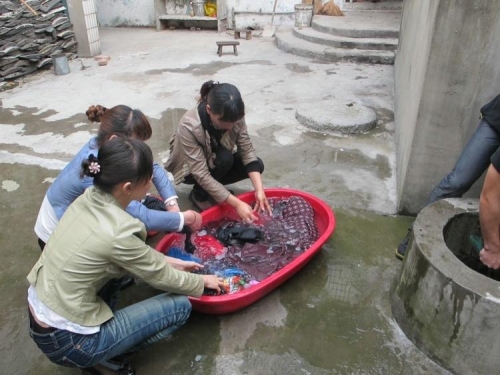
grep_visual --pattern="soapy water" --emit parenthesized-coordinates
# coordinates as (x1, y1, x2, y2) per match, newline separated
(170, 197, 319, 294)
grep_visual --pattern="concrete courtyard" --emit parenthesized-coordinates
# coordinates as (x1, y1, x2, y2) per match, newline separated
(0, 27, 451, 375)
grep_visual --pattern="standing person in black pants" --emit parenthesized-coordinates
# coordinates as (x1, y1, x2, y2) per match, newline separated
(397, 94, 500, 259)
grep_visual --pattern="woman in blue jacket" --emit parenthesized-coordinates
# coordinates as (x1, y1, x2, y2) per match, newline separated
(34, 104, 201, 250)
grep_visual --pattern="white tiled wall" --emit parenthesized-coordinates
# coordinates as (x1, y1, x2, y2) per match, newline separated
(83, 0, 101, 56)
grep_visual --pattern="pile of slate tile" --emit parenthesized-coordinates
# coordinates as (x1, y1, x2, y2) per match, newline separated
(0, 0, 78, 82)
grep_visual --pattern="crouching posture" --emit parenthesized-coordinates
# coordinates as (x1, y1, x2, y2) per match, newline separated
(165, 80, 272, 222)
(27, 137, 224, 375)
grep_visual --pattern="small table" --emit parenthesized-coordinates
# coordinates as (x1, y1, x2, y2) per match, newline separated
(216, 41, 240, 57)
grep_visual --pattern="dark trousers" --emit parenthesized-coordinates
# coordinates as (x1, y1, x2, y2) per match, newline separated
(38, 238, 46, 251)
(184, 147, 264, 201)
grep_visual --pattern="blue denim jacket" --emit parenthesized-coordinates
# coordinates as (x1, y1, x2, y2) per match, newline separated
(45, 137, 182, 232)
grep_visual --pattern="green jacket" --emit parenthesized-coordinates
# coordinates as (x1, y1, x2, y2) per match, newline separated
(27, 187, 204, 327)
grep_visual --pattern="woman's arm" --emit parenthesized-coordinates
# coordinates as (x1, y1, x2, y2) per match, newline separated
(248, 171, 272, 214)
(126, 202, 202, 233)
(152, 163, 178, 203)
(165, 256, 203, 272)
(126, 201, 183, 232)
(234, 121, 271, 215)
(223, 173, 271, 222)
(480, 164, 500, 269)
(112, 223, 223, 296)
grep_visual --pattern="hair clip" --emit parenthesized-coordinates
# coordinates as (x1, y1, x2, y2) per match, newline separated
(89, 161, 101, 174)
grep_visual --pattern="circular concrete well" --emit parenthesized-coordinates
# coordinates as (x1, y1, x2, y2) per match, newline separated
(391, 198, 500, 375)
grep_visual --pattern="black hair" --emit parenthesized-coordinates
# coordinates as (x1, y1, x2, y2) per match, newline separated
(86, 104, 152, 147)
(81, 137, 153, 193)
(199, 80, 245, 122)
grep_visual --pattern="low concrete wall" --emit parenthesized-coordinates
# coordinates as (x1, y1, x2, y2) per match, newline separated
(391, 198, 500, 375)
(395, 0, 500, 214)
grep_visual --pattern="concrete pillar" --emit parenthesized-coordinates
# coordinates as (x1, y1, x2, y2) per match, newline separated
(395, 0, 500, 214)
(66, 0, 101, 57)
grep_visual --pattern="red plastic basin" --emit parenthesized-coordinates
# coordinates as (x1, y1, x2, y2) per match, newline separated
(156, 188, 336, 314)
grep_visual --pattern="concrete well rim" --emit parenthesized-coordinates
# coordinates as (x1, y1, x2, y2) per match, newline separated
(413, 197, 500, 299)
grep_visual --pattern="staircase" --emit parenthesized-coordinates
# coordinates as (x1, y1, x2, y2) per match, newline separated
(275, 2, 402, 65)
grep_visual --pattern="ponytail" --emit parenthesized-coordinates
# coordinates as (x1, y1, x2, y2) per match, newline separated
(198, 81, 245, 123)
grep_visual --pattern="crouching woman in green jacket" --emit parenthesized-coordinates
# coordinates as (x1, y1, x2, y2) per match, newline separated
(27, 137, 224, 375)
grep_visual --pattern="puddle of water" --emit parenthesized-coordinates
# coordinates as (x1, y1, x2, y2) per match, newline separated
(0, 105, 91, 137)
(144, 60, 273, 77)
(148, 108, 188, 158)
(285, 63, 312, 74)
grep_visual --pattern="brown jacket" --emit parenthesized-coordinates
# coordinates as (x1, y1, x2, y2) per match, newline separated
(165, 107, 257, 203)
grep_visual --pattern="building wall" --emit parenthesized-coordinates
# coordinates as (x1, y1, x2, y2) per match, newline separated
(96, 0, 155, 27)
(95, 0, 339, 28)
(395, 0, 500, 214)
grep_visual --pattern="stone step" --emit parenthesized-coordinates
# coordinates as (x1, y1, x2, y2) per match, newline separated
(293, 26, 398, 51)
(342, 0, 403, 11)
(275, 28, 395, 65)
(312, 12, 401, 39)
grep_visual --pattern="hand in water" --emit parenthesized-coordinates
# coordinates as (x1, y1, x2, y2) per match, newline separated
(166, 256, 204, 272)
(236, 201, 257, 223)
(202, 275, 225, 294)
(254, 189, 272, 216)
(179, 261, 204, 272)
(480, 248, 500, 269)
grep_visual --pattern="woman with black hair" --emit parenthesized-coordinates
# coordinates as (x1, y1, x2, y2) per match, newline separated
(165, 81, 272, 222)
(35, 104, 201, 251)
(27, 137, 224, 375)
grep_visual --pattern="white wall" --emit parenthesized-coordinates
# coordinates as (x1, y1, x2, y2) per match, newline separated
(227, 0, 297, 29)
(96, 0, 155, 27)
(95, 0, 340, 28)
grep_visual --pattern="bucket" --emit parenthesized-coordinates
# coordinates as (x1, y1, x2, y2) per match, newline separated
(52, 53, 70, 75)
(294, 4, 313, 28)
(191, 0, 206, 17)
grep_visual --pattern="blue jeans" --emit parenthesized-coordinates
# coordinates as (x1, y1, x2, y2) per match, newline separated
(428, 120, 500, 203)
(29, 293, 192, 368)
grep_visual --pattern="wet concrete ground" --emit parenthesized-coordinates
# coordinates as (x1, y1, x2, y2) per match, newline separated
(0, 28, 451, 374)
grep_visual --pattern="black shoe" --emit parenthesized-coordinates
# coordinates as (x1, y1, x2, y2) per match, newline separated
(82, 362, 136, 375)
(189, 190, 215, 211)
(396, 229, 412, 260)
(119, 275, 135, 291)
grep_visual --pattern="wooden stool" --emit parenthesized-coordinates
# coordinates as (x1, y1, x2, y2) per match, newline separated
(216, 41, 240, 57)
(234, 29, 252, 40)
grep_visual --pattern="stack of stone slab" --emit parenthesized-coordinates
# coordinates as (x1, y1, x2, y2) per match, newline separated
(0, 0, 78, 82)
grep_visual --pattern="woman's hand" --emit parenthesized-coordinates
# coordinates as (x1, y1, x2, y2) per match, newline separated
(183, 210, 203, 231)
(202, 275, 225, 294)
(235, 200, 258, 223)
(480, 248, 500, 269)
(177, 261, 204, 272)
(253, 189, 272, 215)
(165, 256, 203, 272)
